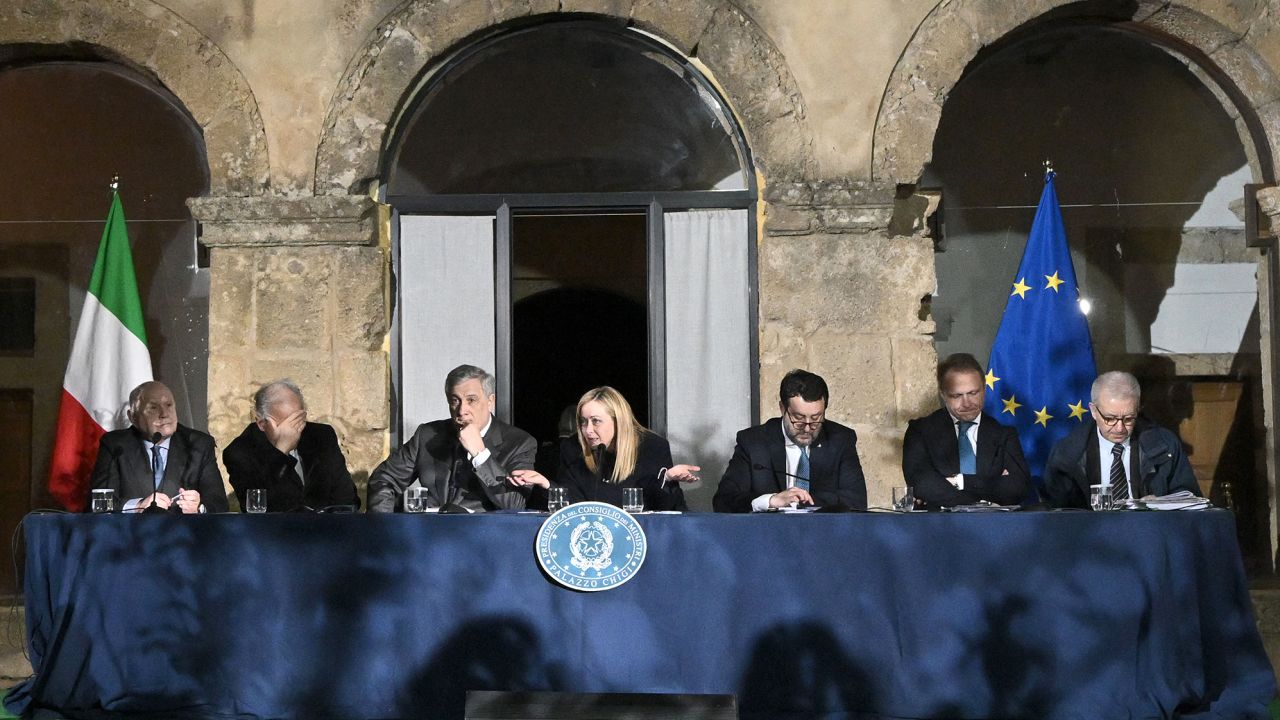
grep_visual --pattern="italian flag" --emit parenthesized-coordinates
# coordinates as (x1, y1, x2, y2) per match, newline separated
(47, 191, 152, 511)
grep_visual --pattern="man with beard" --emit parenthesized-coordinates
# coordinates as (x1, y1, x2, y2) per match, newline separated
(713, 369, 866, 512)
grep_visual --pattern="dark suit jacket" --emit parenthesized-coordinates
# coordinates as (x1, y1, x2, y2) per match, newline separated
(1044, 418, 1200, 509)
(902, 409, 1030, 508)
(713, 417, 866, 512)
(90, 425, 228, 512)
(223, 421, 359, 512)
(555, 432, 688, 511)
(367, 417, 536, 513)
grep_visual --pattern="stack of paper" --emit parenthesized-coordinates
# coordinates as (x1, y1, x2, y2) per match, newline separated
(1140, 490, 1211, 511)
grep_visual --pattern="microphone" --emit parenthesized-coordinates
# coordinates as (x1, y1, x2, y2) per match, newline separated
(437, 438, 470, 514)
(143, 432, 168, 515)
(591, 444, 606, 502)
(752, 462, 809, 484)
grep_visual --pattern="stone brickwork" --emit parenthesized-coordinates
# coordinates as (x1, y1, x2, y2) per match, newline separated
(188, 195, 388, 506)
(761, 180, 939, 508)
(0, 0, 269, 196)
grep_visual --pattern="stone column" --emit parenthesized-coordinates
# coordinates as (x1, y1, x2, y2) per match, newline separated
(188, 194, 388, 507)
(1253, 186, 1280, 568)
(760, 180, 939, 507)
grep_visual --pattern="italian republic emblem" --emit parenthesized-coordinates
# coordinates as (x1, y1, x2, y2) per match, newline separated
(535, 501, 647, 592)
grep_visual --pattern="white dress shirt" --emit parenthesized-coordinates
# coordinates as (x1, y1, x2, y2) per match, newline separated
(750, 422, 806, 512)
(1097, 429, 1132, 496)
(945, 412, 981, 490)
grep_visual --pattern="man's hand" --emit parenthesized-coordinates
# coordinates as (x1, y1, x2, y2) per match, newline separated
(264, 409, 306, 454)
(173, 489, 202, 514)
(136, 492, 172, 512)
(769, 487, 814, 508)
(458, 421, 486, 457)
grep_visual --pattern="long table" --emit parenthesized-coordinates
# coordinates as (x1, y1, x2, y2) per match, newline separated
(6, 510, 1275, 719)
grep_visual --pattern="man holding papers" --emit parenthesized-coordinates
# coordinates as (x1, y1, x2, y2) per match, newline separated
(1044, 371, 1200, 509)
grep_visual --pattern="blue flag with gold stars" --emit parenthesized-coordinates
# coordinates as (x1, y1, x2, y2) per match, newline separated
(983, 171, 1096, 491)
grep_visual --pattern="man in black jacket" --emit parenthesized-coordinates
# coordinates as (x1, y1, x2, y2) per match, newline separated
(223, 379, 359, 512)
(713, 369, 866, 512)
(367, 364, 536, 512)
(1045, 370, 1199, 508)
(90, 380, 227, 513)
(902, 353, 1030, 509)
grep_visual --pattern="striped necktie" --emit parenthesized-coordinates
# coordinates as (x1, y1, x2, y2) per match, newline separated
(1110, 443, 1129, 501)
(795, 447, 811, 492)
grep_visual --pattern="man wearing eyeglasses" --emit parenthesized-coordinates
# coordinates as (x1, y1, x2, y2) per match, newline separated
(1044, 370, 1199, 508)
(713, 369, 867, 512)
(902, 353, 1030, 509)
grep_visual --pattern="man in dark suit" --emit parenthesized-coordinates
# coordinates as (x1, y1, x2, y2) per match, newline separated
(902, 353, 1030, 509)
(223, 379, 359, 512)
(367, 364, 536, 512)
(1045, 370, 1199, 508)
(713, 369, 866, 512)
(90, 380, 227, 513)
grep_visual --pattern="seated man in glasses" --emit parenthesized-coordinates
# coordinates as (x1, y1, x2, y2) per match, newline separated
(713, 369, 866, 512)
(1044, 370, 1199, 508)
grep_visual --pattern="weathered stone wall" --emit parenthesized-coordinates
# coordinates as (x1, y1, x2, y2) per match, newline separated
(188, 195, 388, 505)
(760, 181, 938, 507)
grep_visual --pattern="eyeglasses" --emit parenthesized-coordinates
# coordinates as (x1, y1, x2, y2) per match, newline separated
(1096, 412, 1137, 427)
(785, 411, 824, 429)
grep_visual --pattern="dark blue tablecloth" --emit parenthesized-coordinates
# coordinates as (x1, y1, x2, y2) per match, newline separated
(5, 510, 1275, 719)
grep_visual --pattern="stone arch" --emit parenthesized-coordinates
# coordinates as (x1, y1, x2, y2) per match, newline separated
(873, 1, 1280, 185)
(314, 0, 816, 195)
(0, 0, 269, 196)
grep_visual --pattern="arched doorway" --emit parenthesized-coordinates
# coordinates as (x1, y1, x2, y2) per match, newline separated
(383, 19, 757, 506)
(923, 19, 1274, 571)
(0, 57, 209, 590)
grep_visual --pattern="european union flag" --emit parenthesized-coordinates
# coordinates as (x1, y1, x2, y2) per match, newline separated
(983, 171, 1097, 491)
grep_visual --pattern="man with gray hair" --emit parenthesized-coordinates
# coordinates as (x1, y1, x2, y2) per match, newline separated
(223, 379, 359, 512)
(1044, 370, 1199, 508)
(367, 364, 536, 512)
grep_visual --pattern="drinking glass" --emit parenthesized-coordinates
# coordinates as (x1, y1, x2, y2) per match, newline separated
(245, 488, 267, 514)
(547, 487, 569, 512)
(404, 486, 426, 513)
(1089, 484, 1113, 512)
(892, 486, 915, 512)
(623, 487, 644, 513)
(90, 488, 115, 513)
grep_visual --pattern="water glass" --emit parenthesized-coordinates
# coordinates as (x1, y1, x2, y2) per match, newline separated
(547, 486, 568, 512)
(623, 487, 644, 513)
(404, 486, 426, 513)
(90, 488, 115, 513)
(245, 488, 267, 514)
(892, 486, 915, 512)
(1089, 484, 1113, 512)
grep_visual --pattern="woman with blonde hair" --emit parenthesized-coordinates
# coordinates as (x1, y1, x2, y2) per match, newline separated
(510, 386, 700, 510)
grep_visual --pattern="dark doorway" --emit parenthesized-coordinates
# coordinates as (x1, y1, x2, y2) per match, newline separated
(511, 213, 648, 444)
(0, 389, 33, 597)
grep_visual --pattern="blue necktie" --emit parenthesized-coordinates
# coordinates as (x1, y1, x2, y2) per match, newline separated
(151, 444, 165, 490)
(795, 447, 811, 492)
(957, 421, 976, 475)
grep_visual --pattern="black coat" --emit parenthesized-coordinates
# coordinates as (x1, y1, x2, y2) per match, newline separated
(901, 409, 1030, 508)
(223, 421, 359, 512)
(713, 417, 867, 512)
(90, 425, 228, 512)
(554, 432, 688, 511)
(1044, 418, 1200, 509)
(367, 417, 536, 512)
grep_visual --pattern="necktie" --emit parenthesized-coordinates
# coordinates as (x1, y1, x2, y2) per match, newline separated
(795, 447, 811, 492)
(957, 421, 976, 475)
(1110, 443, 1129, 501)
(151, 445, 165, 490)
